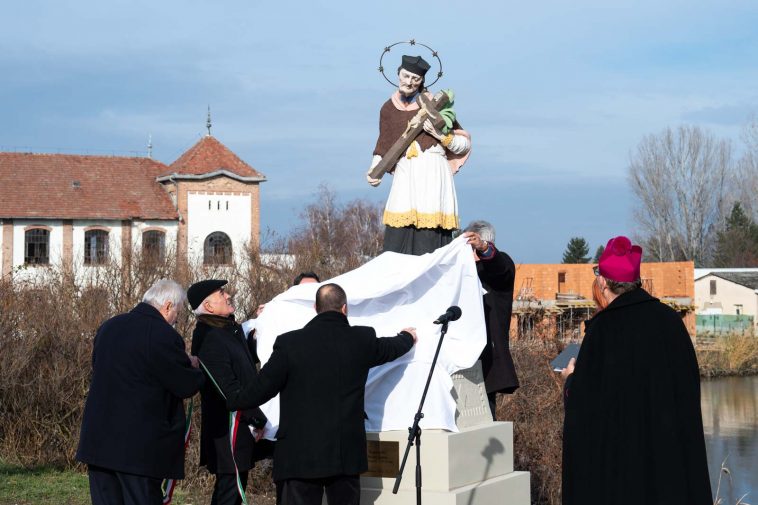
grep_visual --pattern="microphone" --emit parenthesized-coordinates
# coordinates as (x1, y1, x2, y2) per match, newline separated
(433, 306, 462, 325)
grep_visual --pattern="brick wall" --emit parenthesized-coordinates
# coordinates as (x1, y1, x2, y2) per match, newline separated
(514, 261, 694, 300)
(2, 220, 12, 279)
(513, 261, 696, 335)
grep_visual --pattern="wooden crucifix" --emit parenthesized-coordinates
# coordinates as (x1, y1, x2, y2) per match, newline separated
(368, 90, 451, 179)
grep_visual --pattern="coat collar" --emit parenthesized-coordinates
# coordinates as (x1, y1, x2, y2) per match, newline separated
(305, 310, 349, 327)
(131, 302, 166, 322)
(196, 313, 237, 329)
(600, 288, 657, 314)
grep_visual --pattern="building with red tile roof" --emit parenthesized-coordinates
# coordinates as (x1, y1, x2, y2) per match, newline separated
(0, 134, 266, 279)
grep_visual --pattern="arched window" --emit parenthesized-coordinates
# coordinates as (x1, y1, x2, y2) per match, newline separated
(142, 230, 166, 261)
(204, 232, 232, 265)
(84, 229, 109, 265)
(25, 229, 50, 265)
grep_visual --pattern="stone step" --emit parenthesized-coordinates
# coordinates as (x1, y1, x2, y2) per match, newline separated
(360, 471, 531, 505)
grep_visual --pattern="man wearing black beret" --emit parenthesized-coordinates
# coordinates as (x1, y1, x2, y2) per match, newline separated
(189, 279, 268, 505)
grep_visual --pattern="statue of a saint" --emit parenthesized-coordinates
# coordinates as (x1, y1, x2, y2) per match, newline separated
(367, 54, 471, 255)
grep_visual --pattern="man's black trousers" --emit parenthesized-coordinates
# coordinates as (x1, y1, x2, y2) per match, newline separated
(211, 471, 249, 505)
(280, 475, 360, 505)
(88, 465, 163, 505)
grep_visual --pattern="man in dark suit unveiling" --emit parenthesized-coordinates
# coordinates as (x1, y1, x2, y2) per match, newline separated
(77, 279, 204, 505)
(230, 283, 417, 505)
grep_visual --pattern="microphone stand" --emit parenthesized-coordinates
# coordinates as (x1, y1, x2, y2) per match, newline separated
(392, 320, 450, 505)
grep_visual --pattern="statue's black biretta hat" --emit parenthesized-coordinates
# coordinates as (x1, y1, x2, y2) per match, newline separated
(400, 55, 430, 77)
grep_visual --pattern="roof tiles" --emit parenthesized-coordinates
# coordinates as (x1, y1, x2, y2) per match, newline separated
(0, 153, 178, 220)
(168, 136, 265, 179)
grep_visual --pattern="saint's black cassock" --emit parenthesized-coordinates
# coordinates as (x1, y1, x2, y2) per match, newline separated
(562, 288, 712, 505)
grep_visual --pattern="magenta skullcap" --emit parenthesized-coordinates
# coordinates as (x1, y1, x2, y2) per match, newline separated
(597, 236, 642, 283)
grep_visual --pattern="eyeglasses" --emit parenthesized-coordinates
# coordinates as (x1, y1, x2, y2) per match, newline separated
(593, 266, 600, 276)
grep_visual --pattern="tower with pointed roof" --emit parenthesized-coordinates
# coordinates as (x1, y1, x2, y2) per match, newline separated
(157, 134, 266, 265)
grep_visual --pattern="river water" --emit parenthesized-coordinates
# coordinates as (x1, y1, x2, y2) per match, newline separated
(701, 375, 758, 503)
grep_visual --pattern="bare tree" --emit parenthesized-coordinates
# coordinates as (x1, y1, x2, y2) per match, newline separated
(735, 115, 758, 218)
(288, 184, 384, 278)
(628, 125, 732, 265)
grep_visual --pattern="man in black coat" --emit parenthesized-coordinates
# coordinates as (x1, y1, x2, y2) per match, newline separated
(77, 279, 204, 505)
(227, 283, 417, 505)
(561, 236, 712, 505)
(189, 279, 269, 505)
(463, 220, 520, 419)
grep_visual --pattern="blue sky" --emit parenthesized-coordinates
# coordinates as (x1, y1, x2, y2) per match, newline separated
(2, 0, 757, 262)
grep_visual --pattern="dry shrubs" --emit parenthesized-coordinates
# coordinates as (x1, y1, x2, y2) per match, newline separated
(0, 274, 96, 466)
(500, 335, 565, 505)
(697, 333, 758, 377)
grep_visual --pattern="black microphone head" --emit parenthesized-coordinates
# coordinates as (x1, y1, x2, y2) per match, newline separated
(447, 306, 462, 321)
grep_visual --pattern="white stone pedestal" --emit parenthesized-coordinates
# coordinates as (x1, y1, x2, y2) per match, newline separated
(359, 422, 530, 505)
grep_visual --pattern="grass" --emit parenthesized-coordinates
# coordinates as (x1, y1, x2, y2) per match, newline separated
(0, 460, 89, 505)
(0, 460, 275, 505)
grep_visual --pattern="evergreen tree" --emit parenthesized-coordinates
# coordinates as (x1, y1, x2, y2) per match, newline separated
(713, 203, 758, 267)
(562, 237, 591, 264)
(592, 245, 605, 263)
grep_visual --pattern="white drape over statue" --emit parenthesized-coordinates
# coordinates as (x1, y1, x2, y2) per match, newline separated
(254, 236, 487, 438)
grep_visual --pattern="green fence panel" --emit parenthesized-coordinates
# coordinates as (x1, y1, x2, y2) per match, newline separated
(696, 314, 754, 336)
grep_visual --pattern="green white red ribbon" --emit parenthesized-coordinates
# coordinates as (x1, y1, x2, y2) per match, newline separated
(199, 359, 249, 505)
(161, 400, 193, 504)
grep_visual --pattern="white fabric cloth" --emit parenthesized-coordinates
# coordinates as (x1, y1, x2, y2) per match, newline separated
(241, 318, 256, 336)
(254, 236, 487, 439)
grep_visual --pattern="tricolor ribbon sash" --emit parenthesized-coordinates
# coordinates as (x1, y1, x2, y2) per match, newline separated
(161, 400, 193, 504)
(199, 359, 249, 505)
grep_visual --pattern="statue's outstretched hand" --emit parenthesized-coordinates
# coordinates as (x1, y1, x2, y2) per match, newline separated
(366, 170, 381, 187)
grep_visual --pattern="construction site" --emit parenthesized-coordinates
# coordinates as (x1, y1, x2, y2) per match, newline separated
(511, 262, 696, 340)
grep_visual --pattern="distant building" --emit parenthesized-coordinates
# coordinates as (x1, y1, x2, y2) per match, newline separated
(694, 269, 758, 335)
(0, 134, 266, 281)
(513, 261, 696, 338)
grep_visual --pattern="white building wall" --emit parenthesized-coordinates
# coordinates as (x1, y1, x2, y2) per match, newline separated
(694, 274, 758, 327)
(186, 192, 251, 264)
(11, 219, 64, 282)
(131, 220, 179, 254)
(72, 220, 123, 267)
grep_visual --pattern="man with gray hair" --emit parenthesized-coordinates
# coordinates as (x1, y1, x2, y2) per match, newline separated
(462, 220, 519, 419)
(77, 279, 204, 505)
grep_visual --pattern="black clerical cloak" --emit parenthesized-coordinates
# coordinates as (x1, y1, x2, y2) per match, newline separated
(562, 288, 712, 505)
